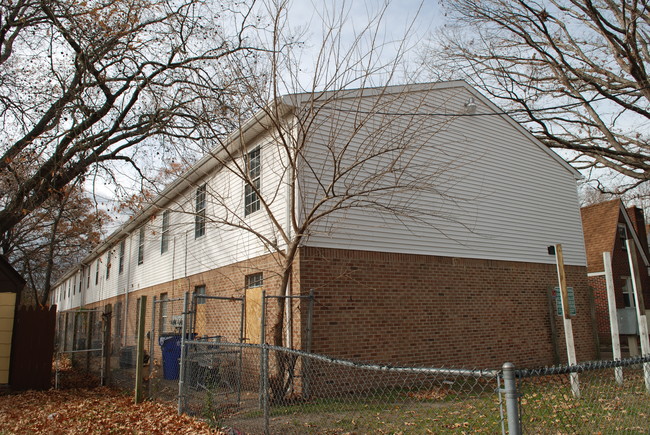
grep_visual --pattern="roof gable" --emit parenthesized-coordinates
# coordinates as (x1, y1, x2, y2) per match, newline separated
(579, 198, 650, 273)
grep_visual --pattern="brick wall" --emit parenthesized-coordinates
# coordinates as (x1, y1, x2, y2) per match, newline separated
(74, 252, 303, 370)
(298, 247, 597, 369)
(589, 275, 611, 344)
(65, 246, 598, 371)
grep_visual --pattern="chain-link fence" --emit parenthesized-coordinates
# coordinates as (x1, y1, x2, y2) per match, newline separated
(178, 291, 504, 433)
(54, 294, 650, 434)
(514, 356, 650, 434)
(54, 309, 105, 389)
(180, 343, 503, 434)
(148, 295, 192, 402)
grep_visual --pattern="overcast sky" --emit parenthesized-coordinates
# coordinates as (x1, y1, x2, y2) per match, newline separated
(279, 0, 446, 87)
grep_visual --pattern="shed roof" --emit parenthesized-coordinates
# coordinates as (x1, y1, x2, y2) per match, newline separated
(0, 256, 26, 293)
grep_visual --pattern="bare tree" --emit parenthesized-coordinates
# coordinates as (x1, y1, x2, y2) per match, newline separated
(0, 0, 265, 239)
(423, 0, 650, 191)
(3, 182, 108, 306)
(159, 0, 469, 402)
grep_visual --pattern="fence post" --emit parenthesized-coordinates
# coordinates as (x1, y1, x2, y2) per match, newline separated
(177, 292, 189, 414)
(102, 305, 112, 386)
(149, 296, 156, 399)
(259, 290, 265, 409)
(86, 311, 94, 372)
(260, 290, 270, 434)
(502, 363, 521, 435)
(134, 296, 147, 404)
(303, 289, 314, 400)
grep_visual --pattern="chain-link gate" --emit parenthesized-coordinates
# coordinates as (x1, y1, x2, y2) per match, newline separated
(179, 293, 246, 422)
(55, 309, 105, 389)
(148, 295, 187, 402)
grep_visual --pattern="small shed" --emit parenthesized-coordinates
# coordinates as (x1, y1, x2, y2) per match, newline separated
(0, 256, 25, 384)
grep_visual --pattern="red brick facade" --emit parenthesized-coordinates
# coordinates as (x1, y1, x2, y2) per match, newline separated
(79, 246, 597, 371)
(582, 201, 650, 346)
(298, 247, 596, 369)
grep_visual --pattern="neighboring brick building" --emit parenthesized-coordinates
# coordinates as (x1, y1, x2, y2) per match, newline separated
(581, 199, 650, 354)
(52, 82, 596, 369)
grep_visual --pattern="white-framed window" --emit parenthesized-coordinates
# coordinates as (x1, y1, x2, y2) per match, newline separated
(118, 240, 125, 274)
(106, 251, 112, 279)
(160, 292, 169, 333)
(138, 226, 145, 265)
(245, 272, 263, 289)
(618, 223, 628, 251)
(244, 147, 261, 216)
(195, 184, 206, 238)
(161, 210, 171, 253)
(622, 276, 635, 308)
(95, 259, 100, 285)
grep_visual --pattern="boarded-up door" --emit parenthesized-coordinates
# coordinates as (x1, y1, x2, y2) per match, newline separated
(0, 293, 15, 383)
(245, 288, 263, 344)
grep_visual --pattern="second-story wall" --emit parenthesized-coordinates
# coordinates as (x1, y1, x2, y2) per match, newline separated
(299, 82, 586, 266)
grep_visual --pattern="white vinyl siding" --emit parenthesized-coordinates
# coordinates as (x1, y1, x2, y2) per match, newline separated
(52, 82, 587, 312)
(299, 84, 586, 266)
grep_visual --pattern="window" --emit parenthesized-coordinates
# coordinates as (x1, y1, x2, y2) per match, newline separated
(68, 281, 71, 298)
(106, 251, 112, 279)
(245, 272, 263, 289)
(160, 293, 169, 333)
(161, 210, 170, 253)
(618, 223, 628, 251)
(622, 277, 635, 308)
(72, 276, 75, 295)
(86, 265, 90, 288)
(135, 297, 141, 328)
(138, 226, 145, 265)
(194, 285, 206, 305)
(118, 240, 125, 274)
(244, 147, 261, 216)
(195, 184, 206, 238)
(95, 259, 100, 285)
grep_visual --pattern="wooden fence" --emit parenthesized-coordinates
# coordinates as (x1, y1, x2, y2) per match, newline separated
(10, 305, 57, 390)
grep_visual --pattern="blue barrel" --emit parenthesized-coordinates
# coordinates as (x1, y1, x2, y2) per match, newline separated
(159, 334, 181, 380)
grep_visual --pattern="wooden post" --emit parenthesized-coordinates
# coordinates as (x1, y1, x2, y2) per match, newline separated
(552, 244, 580, 397)
(603, 251, 623, 384)
(103, 305, 112, 386)
(72, 311, 79, 366)
(625, 240, 650, 392)
(86, 311, 93, 372)
(63, 312, 69, 352)
(134, 296, 147, 403)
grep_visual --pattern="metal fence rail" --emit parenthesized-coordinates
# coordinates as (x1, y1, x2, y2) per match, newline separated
(180, 341, 504, 434)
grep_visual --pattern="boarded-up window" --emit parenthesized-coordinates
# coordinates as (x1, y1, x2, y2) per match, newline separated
(245, 273, 263, 344)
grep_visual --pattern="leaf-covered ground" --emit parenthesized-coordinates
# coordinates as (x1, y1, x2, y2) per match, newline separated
(0, 387, 223, 434)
